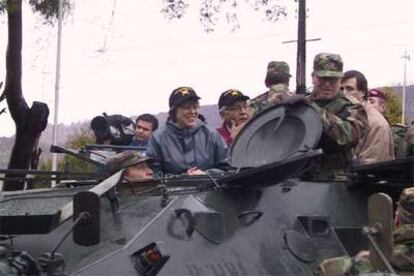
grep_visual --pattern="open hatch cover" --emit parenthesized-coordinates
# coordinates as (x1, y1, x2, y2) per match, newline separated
(230, 102, 322, 168)
(221, 103, 323, 187)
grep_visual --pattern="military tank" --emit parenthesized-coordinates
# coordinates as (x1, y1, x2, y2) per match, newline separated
(0, 103, 412, 275)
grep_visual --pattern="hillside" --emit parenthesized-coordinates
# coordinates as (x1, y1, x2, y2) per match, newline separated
(0, 104, 221, 168)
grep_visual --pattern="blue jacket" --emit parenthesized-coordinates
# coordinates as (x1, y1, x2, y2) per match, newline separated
(129, 138, 149, 153)
(147, 119, 228, 175)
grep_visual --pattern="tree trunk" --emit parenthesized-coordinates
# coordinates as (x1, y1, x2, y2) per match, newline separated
(3, 0, 50, 191)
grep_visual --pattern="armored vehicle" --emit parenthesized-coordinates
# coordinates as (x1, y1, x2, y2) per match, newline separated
(0, 103, 412, 275)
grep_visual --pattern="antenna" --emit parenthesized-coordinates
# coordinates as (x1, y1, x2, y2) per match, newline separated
(401, 50, 410, 124)
(51, 0, 64, 186)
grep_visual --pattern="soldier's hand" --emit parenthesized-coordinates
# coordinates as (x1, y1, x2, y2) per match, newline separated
(281, 95, 310, 106)
(229, 120, 246, 140)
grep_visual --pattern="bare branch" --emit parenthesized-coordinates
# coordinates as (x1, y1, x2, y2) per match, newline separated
(161, 0, 189, 20)
(248, 0, 287, 23)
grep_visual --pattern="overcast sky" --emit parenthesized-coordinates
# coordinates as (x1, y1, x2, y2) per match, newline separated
(0, 0, 413, 137)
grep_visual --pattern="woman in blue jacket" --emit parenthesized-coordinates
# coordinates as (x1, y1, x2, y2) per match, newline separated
(147, 86, 228, 176)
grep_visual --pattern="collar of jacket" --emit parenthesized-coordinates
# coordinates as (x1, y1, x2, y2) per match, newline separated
(166, 119, 204, 137)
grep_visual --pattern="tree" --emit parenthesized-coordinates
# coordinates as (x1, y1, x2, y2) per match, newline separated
(36, 126, 96, 188)
(1, 0, 71, 191)
(382, 87, 402, 125)
(60, 126, 96, 173)
(39, 126, 97, 173)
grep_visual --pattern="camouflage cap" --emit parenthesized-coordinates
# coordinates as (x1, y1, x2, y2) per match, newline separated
(106, 150, 153, 175)
(313, 53, 344, 78)
(266, 61, 291, 77)
(396, 187, 414, 224)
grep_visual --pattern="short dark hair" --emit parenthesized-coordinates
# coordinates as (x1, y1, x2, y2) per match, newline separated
(265, 72, 290, 87)
(136, 113, 158, 131)
(342, 70, 368, 98)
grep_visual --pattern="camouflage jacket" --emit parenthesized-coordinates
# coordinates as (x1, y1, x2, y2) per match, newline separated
(391, 224, 414, 271)
(402, 125, 414, 158)
(305, 91, 368, 179)
(317, 224, 414, 275)
(392, 124, 409, 158)
(249, 84, 293, 116)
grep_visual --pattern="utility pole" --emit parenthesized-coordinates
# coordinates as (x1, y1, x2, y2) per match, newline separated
(283, 0, 320, 94)
(296, 0, 306, 95)
(401, 51, 410, 124)
(52, 0, 63, 186)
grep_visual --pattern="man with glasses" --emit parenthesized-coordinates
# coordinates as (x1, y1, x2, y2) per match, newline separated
(304, 53, 368, 180)
(249, 61, 293, 116)
(217, 89, 251, 146)
(340, 71, 394, 164)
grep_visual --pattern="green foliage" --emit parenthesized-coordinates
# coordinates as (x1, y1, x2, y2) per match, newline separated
(0, 1, 6, 14)
(382, 87, 402, 124)
(0, 0, 72, 23)
(28, 0, 72, 25)
(39, 126, 96, 174)
(60, 126, 96, 173)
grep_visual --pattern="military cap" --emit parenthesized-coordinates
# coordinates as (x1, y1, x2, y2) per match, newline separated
(266, 61, 291, 77)
(218, 89, 250, 110)
(369, 88, 387, 101)
(169, 86, 201, 110)
(397, 187, 414, 224)
(313, 53, 344, 78)
(106, 150, 153, 175)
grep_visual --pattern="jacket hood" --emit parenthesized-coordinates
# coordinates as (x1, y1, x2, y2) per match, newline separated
(166, 118, 204, 138)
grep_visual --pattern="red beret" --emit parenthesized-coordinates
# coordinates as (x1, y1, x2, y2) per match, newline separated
(369, 89, 387, 101)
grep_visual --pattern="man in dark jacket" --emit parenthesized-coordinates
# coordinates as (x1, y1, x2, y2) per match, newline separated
(129, 113, 158, 152)
(147, 87, 228, 176)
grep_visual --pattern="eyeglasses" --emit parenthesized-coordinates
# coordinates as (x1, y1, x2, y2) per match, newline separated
(225, 103, 249, 112)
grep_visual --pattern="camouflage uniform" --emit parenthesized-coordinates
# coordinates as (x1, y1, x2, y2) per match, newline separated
(401, 125, 414, 158)
(249, 61, 293, 115)
(317, 187, 414, 275)
(305, 54, 368, 180)
(392, 124, 409, 158)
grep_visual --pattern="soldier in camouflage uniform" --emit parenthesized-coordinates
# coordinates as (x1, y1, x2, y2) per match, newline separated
(304, 53, 368, 180)
(395, 122, 414, 158)
(106, 150, 154, 180)
(317, 187, 414, 275)
(249, 61, 294, 115)
(404, 124, 414, 157)
(392, 123, 409, 158)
